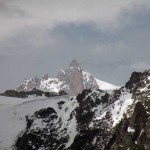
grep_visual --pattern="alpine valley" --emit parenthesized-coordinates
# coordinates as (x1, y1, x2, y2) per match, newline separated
(0, 60, 150, 150)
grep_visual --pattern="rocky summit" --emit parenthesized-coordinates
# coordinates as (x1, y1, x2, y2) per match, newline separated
(16, 60, 119, 95)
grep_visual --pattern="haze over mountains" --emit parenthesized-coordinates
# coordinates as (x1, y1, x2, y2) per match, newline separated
(16, 60, 119, 95)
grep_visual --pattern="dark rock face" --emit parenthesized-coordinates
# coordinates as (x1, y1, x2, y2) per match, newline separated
(125, 71, 143, 92)
(17, 108, 62, 150)
(105, 70, 150, 150)
(76, 89, 107, 126)
(71, 90, 113, 150)
(14, 69, 150, 150)
(106, 102, 148, 150)
(144, 118, 150, 150)
(0, 89, 67, 98)
(71, 129, 98, 150)
(16, 107, 75, 150)
(0, 90, 28, 98)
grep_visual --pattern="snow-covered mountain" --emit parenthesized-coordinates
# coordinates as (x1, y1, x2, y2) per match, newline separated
(1, 69, 150, 150)
(16, 60, 119, 95)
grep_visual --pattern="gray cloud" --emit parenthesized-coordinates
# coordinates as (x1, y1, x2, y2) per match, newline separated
(0, 0, 150, 41)
(0, 0, 150, 92)
(0, 0, 26, 18)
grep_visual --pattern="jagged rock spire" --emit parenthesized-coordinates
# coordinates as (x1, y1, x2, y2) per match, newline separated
(16, 59, 109, 95)
(69, 59, 81, 70)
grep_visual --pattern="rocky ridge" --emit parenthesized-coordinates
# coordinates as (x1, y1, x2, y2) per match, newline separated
(16, 60, 119, 95)
(14, 70, 150, 150)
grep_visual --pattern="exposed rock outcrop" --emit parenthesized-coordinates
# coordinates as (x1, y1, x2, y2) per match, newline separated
(0, 88, 67, 98)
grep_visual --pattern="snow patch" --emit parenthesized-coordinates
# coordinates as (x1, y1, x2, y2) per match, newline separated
(95, 78, 120, 90)
(127, 127, 135, 133)
(40, 78, 63, 93)
(111, 92, 133, 126)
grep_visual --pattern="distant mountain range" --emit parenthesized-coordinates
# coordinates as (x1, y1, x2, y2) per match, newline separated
(16, 60, 119, 95)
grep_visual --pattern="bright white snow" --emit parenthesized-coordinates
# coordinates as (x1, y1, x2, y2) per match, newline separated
(110, 92, 133, 126)
(0, 95, 77, 150)
(40, 78, 63, 93)
(127, 127, 135, 133)
(95, 78, 120, 90)
(90, 89, 133, 127)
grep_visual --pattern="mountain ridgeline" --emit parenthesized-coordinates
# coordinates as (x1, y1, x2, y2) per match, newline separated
(0, 61, 150, 150)
(16, 60, 119, 96)
(16, 70, 150, 150)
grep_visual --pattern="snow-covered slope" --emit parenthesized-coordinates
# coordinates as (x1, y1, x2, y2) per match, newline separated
(0, 86, 134, 150)
(0, 95, 77, 150)
(82, 71, 119, 90)
(1, 70, 150, 150)
(95, 78, 120, 90)
(16, 60, 119, 95)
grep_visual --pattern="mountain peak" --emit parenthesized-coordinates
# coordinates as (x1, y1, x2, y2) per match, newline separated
(69, 59, 81, 70)
(16, 60, 119, 95)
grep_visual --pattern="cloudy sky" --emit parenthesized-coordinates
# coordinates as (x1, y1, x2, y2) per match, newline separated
(0, 0, 150, 92)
